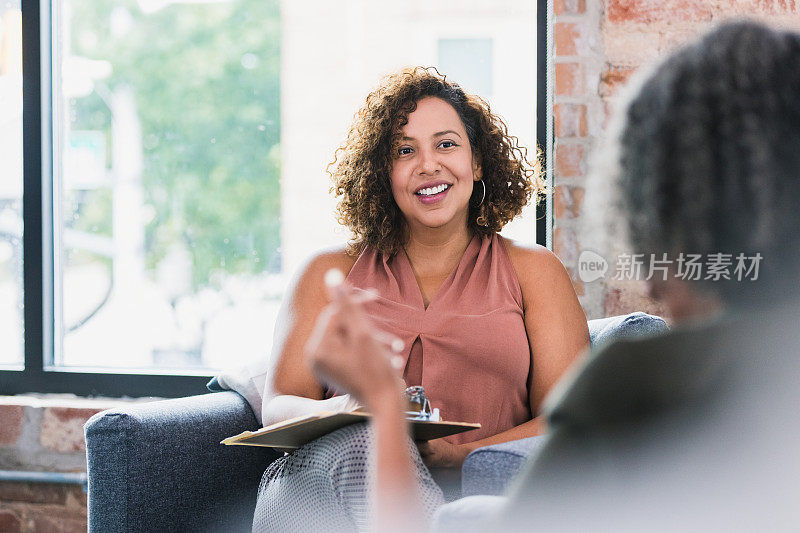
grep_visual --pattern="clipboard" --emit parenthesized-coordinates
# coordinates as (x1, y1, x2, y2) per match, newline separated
(221, 411, 480, 450)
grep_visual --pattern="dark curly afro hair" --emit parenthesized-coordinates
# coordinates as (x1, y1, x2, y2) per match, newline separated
(618, 21, 800, 307)
(329, 67, 543, 256)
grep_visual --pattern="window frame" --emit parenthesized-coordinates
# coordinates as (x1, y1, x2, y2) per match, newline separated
(2, 0, 551, 398)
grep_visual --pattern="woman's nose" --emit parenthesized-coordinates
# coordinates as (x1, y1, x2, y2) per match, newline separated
(417, 150, 440, 175)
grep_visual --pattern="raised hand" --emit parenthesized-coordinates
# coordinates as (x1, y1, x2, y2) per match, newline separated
(304, 269, 423, 532)
(304, 269, 405, 409)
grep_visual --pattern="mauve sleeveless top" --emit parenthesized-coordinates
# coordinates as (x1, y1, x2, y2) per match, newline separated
(342, 232, 532, 444)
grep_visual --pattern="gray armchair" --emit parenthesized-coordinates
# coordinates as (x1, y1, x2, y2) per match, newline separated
(84, 312, 667, 532)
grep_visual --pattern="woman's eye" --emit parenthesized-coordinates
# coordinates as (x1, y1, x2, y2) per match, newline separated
(398, 147, 413, 156)
(439, 141, 457, 149)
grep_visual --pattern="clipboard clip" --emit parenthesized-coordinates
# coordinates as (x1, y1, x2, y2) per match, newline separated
(404, 386, 440, 421)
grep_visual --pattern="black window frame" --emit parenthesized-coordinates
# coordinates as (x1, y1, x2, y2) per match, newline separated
(2, 0, 551, 398)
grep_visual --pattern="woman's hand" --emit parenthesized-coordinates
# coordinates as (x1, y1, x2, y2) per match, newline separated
(416, 438, 471, 468)
(306, 270, 423, 530)
(304, 271, 405, 407)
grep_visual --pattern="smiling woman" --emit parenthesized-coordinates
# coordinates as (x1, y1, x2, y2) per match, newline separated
(254, 67, 589, 532)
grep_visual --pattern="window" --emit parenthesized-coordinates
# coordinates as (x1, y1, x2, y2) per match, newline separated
(438, 38, 494, 97)
(0, 3, 23, 368)
(4, 0, 548, 397)
(54, 0, 282, 372)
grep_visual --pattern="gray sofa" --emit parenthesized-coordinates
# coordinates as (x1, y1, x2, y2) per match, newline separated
(84, 312, 667, 532)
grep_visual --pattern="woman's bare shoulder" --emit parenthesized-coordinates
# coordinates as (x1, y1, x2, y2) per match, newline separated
(499, 236, 567, 280)
(270, 247, 358, 399)
(306, 246, 358, 275)
(291, 246, 358, 297)
(498, 235, 578, 310)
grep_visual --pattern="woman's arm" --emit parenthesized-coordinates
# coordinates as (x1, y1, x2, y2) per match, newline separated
(511, 244, 590, 416)
(419, 243, 589, 467)
(267, 250, 356, 408)
(261, 394, 361, 427)
(417, 418, 547, 467)
(305, 277, 423, 532)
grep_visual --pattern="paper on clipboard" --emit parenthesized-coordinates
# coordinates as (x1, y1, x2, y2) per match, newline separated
(221, 411, 480, 450)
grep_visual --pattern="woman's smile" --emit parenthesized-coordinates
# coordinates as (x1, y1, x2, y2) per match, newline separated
(415, 181, 452, 205)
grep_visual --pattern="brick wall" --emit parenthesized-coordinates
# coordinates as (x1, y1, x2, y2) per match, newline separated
(0, 397, 131, 532)
(552, 0, 800, 319)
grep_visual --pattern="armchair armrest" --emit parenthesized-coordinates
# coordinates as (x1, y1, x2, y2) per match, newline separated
(588, 311, 668, 347)
(84, 391, 280, 533)
(462, 436, 547, 497)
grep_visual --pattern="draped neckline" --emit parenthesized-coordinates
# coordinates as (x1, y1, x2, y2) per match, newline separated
(398, 233, 480, 312)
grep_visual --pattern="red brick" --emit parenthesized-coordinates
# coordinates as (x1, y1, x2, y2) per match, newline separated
(554, 0, 586, 14)
(28, 509, 87, 533)
(40, 407, 103, 453)
(659, 29, 706, 55)
(599, 65, 636, 97)
(749, 0, 799, 14)
(554, 185, 586, 219)
(0, 510, 21, 533)
(555, 22, 588, 56)
(603, 281, 671, 318)
(554, 63, 585, 96)
(554, 103, 587, 137)
(604, 286, 625, 316)
(64, 485, 88, 510)
(607, 0, 712, 24)
(602, 98, 619, 129)
(0, 481, 67, 505)
(553, 227, 580, 266)
(604, 29, 661, 65)
(0, 405, 24, 446)
(555, 144, 585, 178)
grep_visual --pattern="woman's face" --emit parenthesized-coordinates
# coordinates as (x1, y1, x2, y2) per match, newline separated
(389, 96, 482, 234)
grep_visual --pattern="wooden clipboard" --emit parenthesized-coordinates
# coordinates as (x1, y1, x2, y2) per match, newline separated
(221, 411, 480, 449)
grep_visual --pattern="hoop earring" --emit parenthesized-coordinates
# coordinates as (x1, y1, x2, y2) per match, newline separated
(476, 180, 488, 226)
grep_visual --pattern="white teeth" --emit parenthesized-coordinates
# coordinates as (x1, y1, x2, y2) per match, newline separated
(417, 184, 449, 196)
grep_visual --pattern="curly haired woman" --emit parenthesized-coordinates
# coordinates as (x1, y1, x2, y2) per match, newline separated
(306, 22, 800, 533)
(252, 67, 589, 532)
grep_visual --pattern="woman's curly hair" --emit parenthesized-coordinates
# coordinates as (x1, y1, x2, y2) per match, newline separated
(618, 21, 800, 306)
(329, 67, 544, 256)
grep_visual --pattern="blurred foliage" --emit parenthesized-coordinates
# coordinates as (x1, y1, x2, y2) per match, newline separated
(65, 188, 112, 237)
(69, 0, 281, 287)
